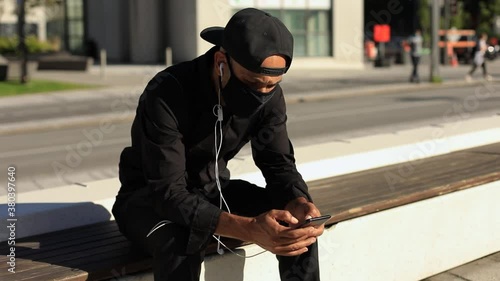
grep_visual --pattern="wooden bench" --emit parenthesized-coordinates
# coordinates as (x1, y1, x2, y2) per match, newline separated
(1, 142, 499, 280)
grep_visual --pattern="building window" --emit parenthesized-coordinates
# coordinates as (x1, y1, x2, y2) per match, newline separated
(45, 0, 84, 54)
(0, 23, 38, 37)
(66, 0, 85, 53)
(230, 0, 332, 57)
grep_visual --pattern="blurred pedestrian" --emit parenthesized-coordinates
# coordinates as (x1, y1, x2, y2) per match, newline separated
(409, 29, 423, 83)
(466, 33, 493, 82)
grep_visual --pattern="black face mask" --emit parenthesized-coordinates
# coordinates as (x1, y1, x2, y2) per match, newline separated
(219, 59, 277, 117)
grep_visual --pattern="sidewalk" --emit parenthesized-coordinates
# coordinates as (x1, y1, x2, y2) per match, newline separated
(28, 59, 500, 92)
(423, 252, 500, 281)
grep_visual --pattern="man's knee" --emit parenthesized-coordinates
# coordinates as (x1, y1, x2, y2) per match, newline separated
(146, 223, 192, 255)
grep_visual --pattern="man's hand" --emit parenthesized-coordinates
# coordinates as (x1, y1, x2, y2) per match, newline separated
(214, 197, 326, 257)
(248, 209, 318, 256)
(284, 197, 325, 234)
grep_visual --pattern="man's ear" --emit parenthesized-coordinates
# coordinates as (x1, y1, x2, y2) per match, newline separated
(214, 51, 227, 77)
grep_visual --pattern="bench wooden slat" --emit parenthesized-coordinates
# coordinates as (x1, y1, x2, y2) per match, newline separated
(309, 145, 500, 225)
(466, 142, 500, 155)
(0, 228, 122, 261)
(0, 221, 118, 253)
(0, 239, 135, 277)
(7, 246, 150, 281)
(0, 142, 498, 281)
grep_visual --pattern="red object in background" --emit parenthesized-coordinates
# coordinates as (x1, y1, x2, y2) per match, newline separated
(365, 40, 376, 60)
(490, 37, 498, 46)
(374, 24, 391, 43)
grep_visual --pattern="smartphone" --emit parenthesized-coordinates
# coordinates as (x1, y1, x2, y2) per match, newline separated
(298, 214, 331, 228)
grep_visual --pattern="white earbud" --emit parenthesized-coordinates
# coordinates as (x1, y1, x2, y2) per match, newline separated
(219, 63, 224, 77)
(217, 248, 225, 255)
(216, 63, 224, 121)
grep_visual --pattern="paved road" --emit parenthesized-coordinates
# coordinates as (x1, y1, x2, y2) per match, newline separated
(3, 61, 500, 125)
(0, 60, 500, 125)
(2, 84, 499, 196)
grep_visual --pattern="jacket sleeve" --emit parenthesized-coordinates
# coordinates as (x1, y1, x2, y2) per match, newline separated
(250, 90, 312, 209)
(139, 75, 222, 254)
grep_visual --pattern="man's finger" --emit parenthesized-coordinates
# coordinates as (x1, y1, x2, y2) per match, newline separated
(274, 237, 317, 254)
(270, 209, 298, 225)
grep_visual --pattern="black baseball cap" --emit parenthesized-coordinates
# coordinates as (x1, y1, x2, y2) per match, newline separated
(200, 8, 294, 76)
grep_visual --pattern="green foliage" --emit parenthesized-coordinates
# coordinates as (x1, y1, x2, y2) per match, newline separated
(418, 0, 431, 47)
(450, 1, 469, 29)
(0, 79, 96, 97)
(431, 75, 444, 83)
(0, 37, 18, 55)
(25, 36, 54, 53)
(458, 0, 500, 36)
(478, 0, 500, 36)
(0, 36, 56, 55)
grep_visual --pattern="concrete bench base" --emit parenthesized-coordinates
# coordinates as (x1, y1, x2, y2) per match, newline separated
(119, 180, 500, 281)
(37, 56, 93, 71)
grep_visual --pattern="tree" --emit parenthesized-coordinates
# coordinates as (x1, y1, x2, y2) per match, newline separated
(13, 0, 63, 83)
(418, 0, 431, 47)
(0, 0, 5, 22)
(449, 0, 470, 29)
(477, 0, 500, 36)
(460, 0, 500, 36)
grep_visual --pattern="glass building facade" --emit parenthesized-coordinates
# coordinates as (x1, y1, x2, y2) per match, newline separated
(230, 0, 332, 57)
(65, 0, 85, 53)
(45, 0, 85, 54)
(1, 0, 364, 65)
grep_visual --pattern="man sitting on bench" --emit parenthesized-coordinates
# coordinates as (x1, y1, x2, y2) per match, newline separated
(112, 8, 325, 281)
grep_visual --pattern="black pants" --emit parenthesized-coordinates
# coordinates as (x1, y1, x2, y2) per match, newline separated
(113, 180, 321, 281)
(469, 61, 488, 76)
(411, 55, 420, 80)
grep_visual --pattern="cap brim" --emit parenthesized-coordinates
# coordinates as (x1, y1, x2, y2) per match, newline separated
(200, 27, 224, 46)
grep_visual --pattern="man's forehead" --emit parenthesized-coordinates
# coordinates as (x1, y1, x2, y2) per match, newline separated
(261, 55, 287, 68)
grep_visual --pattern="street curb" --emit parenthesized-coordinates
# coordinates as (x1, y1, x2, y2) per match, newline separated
(285, 79, 500, 103)
(0, 112, 135, 136)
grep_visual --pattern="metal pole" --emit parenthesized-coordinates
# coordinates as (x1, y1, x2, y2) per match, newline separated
(17, 0, 27, 84)
(165, 47, 172, 66)
(100, 49, 107, 79)
(443, 0, 451, 66)
(430, 0, 441, 82)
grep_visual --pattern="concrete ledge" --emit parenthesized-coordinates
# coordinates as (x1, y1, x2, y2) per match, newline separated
(118, 180, 500, 281)
(230, 114, 500, 185)
(209, 180, 499, 281)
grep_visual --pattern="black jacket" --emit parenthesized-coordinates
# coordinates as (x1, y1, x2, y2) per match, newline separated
(116, 47, 311, 254)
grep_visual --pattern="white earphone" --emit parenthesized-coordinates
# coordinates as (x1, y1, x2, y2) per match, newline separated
(219, 63, 224, 77)
(216, 63, 224, 121)
(211, 61, 266, 259)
